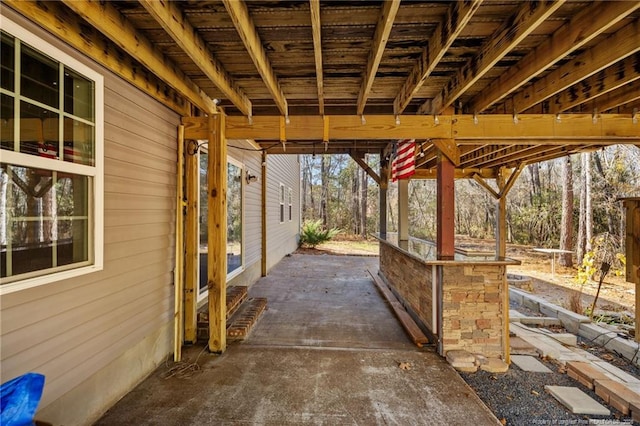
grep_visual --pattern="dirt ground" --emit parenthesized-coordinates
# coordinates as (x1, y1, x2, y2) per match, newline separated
(301, 236, 636, 319)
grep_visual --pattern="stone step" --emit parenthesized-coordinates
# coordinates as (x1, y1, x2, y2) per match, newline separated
(545, 386, 610, 416)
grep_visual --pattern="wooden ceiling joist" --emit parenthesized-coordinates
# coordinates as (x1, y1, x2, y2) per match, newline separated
(412, 169, 497, 180)
(593, 81, 640, 113)
(512, 19, 640, 113)
(309, 0, 325, 115)
(469, 0, 640, 114)
(60, 0, 216, 114)
(549, 53, 640, 113)
(419, 0, 565, 115)
(393, 0, 482, 116)
(139, 0, 252, 116)
(349, 153, 381, 184)
(222, 0, 288, 116)
(3, 0, 190, 115)
(356, 0, 401, 115)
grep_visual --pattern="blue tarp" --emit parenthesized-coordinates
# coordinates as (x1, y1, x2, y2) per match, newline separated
(0, 373, 45, 426)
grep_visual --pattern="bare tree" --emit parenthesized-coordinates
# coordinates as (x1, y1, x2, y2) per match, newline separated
(559, 156, 573, 266)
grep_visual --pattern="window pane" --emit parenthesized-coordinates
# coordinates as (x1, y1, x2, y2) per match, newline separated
(20, 101, 59, 158)
(199, 152, 208, 293)
(64, 117, 94, 166)
(227, 162, 242, 275)
(1, 164, 90, 280)
(21, 44, 59, 109)
(64, 68, 94, 122)
(1, 32, 15, 91)
(1, 93, 14, 150)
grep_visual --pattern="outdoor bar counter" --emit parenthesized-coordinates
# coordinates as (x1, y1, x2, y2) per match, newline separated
(376, 234, 520, 361)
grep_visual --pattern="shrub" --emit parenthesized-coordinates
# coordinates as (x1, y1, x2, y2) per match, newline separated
(300, 220, 340, 248)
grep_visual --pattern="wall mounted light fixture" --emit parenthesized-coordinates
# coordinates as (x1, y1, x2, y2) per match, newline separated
(245, 170, 258, 184)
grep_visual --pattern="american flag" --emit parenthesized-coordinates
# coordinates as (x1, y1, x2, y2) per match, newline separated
(391, 139, 416, 182)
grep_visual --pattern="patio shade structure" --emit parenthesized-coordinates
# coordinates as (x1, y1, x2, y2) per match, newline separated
(5, 0, 640, 356)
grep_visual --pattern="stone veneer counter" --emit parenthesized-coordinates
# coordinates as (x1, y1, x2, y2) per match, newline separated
(376, 234, 520, 361)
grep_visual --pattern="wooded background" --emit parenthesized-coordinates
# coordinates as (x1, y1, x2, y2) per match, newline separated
(300, 145, 640, 267)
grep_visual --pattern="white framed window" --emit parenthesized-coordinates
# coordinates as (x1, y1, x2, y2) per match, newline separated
(288, 187, 292, 221)
(197, 151, 244, 300)
(279, 183, 285, 224)
(0, 18, 104, 293)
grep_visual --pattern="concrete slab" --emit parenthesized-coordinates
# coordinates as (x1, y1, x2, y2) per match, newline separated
(510, 355, 552, 373)
(509, 336, 538, 356)
(545, 386, 610, 415)
(96, 255, 500, 426)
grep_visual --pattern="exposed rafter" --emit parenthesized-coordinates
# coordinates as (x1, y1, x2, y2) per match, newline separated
(393, 0, 482, 115)
(356, 0, 401, 116)
(222, 0, 288, 116)
(469, 1, 640, 114)
(59, 0, 215, 114)
(419, 0, 565, 115)
(309, 0, 325, 115)
(512, 19, 640, 113)
(139, 0, 252, 116)
(593, 81, 640, 113)
(548, 53, 640, 113)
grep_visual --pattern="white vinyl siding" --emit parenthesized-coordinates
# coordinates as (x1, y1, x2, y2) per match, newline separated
(266, 155, 300, 271)
(0, 9, 177, 424)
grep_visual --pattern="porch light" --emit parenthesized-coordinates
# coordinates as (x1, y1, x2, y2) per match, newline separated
(245, 170, 258, 184)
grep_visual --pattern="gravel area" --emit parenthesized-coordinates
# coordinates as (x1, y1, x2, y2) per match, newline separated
(461, 358, 633, 425)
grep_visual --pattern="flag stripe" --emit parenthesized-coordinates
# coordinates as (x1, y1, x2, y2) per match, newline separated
(391, 139, 416, 182)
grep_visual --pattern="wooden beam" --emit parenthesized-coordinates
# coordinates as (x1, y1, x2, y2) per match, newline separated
(226, 114, 449, 140)
(593, 81, 640, 113)
(420, 0, 565, 115)
(436, 154, 455, 259)
(222, 0, 288, 116)
(499, 163, 524, 199)
(208, 113, 227, 353)
(350, 153, 381, 184)
(549, 53, 640, 113)
(356, 0, 401, 115)
(393, 0, 482, 115)
(472, 174, 499, 199)
(469, 1, 640, 113)
(452, 114, 640, 141)
(412, 168, 497, 180)
(432, 138, 460, 166)
(183, 135, 199, 344)
(309, 0, 325, 115)
(174, 124, 186, 361)
(513, 19, 640, 113)
(60, 0, 215, 114)
(139, 0, 252, 116)
(3, 0, 190, 116)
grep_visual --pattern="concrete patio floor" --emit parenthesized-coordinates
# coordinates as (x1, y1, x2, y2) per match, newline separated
(95, 254, 499, 425)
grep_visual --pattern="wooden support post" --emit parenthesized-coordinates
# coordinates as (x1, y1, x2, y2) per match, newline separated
(183, 137, 198, 344)
(173, 125, 185, 361)
(261, 151, 268, 277)
(398, 179, 409, 241)
(208, 113, 227, 353)
(436, 153, 455, 259)
(496, 168, 508, 258)
(380, 153, 388, 237)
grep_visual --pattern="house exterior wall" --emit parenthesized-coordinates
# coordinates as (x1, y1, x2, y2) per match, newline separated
(0, 8, 177, 425)
(225, 141, 263, 288)
(266, 154, 300, 272)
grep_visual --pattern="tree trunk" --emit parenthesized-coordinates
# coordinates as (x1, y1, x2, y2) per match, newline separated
(585, 152, 593, 253)
(559, 156, 573, 267)
(577, 153, 587, 263)
(320, 155, 328, 227)
(360, 158, 368, 238)
(352, 166, 360, 234)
